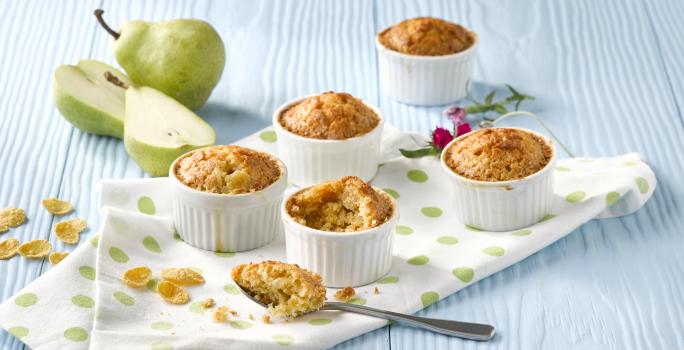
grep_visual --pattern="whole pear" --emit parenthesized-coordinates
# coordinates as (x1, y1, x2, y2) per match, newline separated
(95, 9, 225, 110)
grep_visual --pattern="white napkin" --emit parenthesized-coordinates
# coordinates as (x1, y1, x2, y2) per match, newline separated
(0, 126, 656, 350)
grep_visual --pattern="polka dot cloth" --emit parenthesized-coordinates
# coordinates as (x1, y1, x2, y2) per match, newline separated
(0, 126, 656, 350)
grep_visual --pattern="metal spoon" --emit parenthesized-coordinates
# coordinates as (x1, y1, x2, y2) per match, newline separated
(234, 283, 496, 341)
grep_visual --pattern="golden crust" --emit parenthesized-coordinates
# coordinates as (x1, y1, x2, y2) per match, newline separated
(279, 92, 380, 140)
(444, 128, 553, 181)
(175, 145, 281, 195)
(286, 176, 393, 232)
(379, 17, 476, 56)
(231, 260, 327, 318)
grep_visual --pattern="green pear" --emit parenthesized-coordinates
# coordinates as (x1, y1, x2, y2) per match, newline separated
(53, 60, 132, 138)
(124, 86, 216, 177)
(94, 9, 225, 111)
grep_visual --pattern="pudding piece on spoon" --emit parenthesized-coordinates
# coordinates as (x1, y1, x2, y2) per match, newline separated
(231, 261, 327, 317)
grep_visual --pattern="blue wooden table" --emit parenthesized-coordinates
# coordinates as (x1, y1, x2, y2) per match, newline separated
(2, 0, 683, 349)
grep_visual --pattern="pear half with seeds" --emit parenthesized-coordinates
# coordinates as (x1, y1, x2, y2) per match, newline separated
(124, 86, 215, 177)
(53, 60, 131, 138)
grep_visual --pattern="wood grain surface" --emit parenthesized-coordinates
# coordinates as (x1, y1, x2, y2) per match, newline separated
(0, 1, 682, 349)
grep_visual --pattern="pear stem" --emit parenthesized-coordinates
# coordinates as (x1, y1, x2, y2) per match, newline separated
(94, 9, 120, 40)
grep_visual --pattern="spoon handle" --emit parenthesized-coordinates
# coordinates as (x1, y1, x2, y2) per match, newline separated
(321, 302, 495, 341)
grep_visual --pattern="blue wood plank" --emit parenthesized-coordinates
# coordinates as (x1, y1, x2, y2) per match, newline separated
(374, 0, 684, 349)
(0, 1, 103, 349)
(1, 0, 683, 349)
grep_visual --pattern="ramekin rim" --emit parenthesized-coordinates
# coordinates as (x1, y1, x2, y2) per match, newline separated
(168, 145, 288, 198)
(439, 127, 557, 186)
(271, 93, 385, 144)
(280, 187, 399, 238)
(374, 30, 478, 61)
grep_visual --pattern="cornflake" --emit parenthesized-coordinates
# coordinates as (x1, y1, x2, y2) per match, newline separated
(123, 266, 152, 288)
(18, 239, 52, 258)
(0, 207, 26, 228)
(0, 238, 20, 259)
(161, 267, 205, 285)
(42, 198, 74, 215)
(262, 315, 271, 324)
(55, 218, 87, 244)
(157, 280, 190, 304)
(49, 251, 69, 266)
(334, 286, 356, 302)
(213, 306, 229, 323)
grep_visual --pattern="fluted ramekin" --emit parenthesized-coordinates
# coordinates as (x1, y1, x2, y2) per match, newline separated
(375, 33, 478, 106)
(282, 188, 398, 288)
(272, 95, 384, 187)
(440, 128, 556, 232)
(169, 148, 288, 252)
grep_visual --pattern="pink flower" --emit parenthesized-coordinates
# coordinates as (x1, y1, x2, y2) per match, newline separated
(456, 123, 472, 137)
(432, 127, 454, 150)
(444, 106, 467, 125)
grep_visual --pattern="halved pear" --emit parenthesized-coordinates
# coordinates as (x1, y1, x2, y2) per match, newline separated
(53, 60, 132, 138)
(124, 86, 216, 177)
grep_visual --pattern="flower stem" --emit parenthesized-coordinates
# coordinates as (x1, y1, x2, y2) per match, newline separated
(491, 111, 575, 158)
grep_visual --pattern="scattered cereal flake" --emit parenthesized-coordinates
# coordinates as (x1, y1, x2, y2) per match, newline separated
(161, 267, 205, 285)
(49, 251, 69, 266)
(42, 198, 74, 215)
(0, 207, 26, 228)
(334, 287, 356, 302)
(203, 298, 215, 308)
(248, 314, 254, 320)
(18, 239, 51, 258)
(373, 287, 380, 295)
(123, 266, 152, 288)
(0, 238, 20, 259)
(157, 280, 190, 305)
(55, 218, 87, 244)
(213, 306, 229, 323)
(262, 315, 271, 324)
(229, 310, 238, 317)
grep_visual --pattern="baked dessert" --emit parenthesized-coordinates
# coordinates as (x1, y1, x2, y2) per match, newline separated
(379, 17, 476, 56)
(278, 92, 380, 140)
(174, 145, 281, 194)
(231, 261, 327, 317)
(286, 176, 393, 232)
(444, 128, 553, 181)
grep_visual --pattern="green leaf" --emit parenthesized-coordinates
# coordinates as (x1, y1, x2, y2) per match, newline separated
(494, 104, 509, 115)
(506, 84, 521, 97)
(400, 147, 436, 158)
(484, 91, 496, 105)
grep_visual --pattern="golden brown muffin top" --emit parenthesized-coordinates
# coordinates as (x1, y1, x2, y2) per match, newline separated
(286, 176, 394, 232)
(444, 128, 553, 181)
(279, 92, 380, 140)
(231, 260, 327, 317)
(378, 17, 476, 56)
(174, 145, 281, 194)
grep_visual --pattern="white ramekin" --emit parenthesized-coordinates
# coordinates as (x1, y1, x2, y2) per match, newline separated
(272, 94, 384, 188)
(375, 32, 478, 106)
(282, 188, 398, 288)
(169, 148, 288, 252)
(440, 128, 556, 232)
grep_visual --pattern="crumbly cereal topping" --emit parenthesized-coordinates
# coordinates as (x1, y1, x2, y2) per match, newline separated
(175, 145, 281, 195)
(444, 128, 553, 181)
(286, 176, 393, 232)
(279, 92, 380, 140)
(379, 17, 476, 56)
